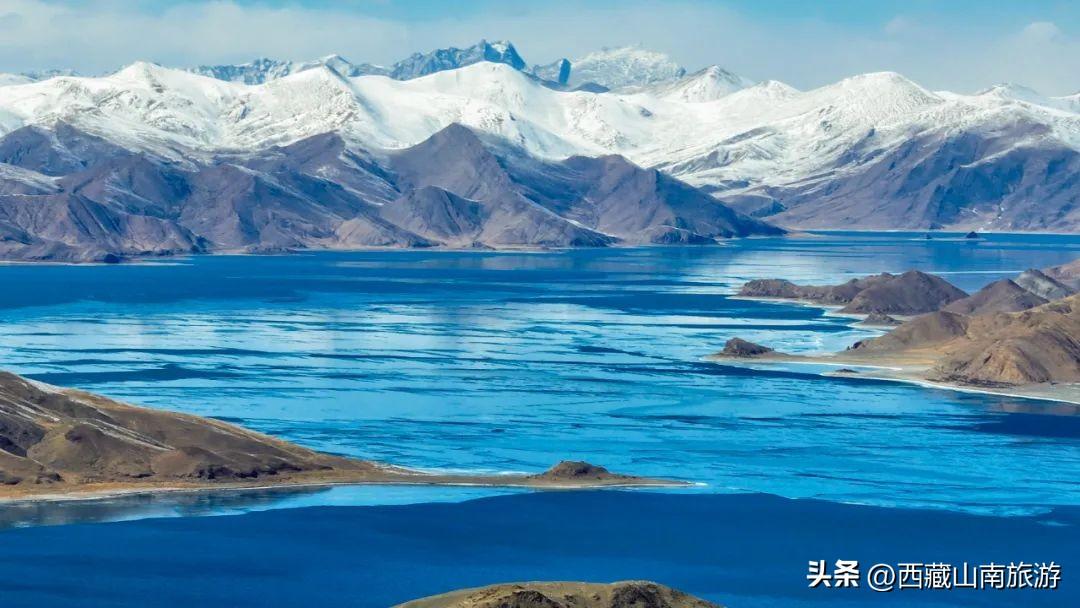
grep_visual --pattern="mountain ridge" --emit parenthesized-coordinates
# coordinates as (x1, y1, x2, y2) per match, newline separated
(0, 121, 779, 261)
(0, 40, 1077, 235)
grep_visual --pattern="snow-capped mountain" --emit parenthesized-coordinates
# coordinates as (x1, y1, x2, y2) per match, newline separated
(556, 46, 688, 89)
(389, 39, 525, 80)
(531, 59, 572, 86)
(639, 66, 755, 102)
(189, 40, 527, 85)
(0, 40, 1075, 261)
(191, 55, 390, 84)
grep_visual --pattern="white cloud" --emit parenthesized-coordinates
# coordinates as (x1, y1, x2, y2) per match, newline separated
(0, 0, 1075, 95)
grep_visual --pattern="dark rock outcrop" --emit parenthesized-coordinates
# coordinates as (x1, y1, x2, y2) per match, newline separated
(720, 338, 774, 357)
(395, 581, 721, 608)
(531, 461, 632, 483)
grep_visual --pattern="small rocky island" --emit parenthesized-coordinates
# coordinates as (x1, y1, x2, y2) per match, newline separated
(720, 338, 774, 357)
(0, 371, 679, 499)
(395, 581, 721, 608)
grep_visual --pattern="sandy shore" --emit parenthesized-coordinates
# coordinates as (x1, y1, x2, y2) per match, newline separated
(708, 350, 1080, 407)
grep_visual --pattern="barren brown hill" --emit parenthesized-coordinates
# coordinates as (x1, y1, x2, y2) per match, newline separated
(0, 371, 375, 491)
(942, 279, 1048, 316)
(837, 270, 967, 315)
(395, 581, 721, 608)
(738, 270, 966, 315)
(849, 311, 970, 353)
(738, 273, 894, 305)
(852, 295, 1080, 386)
(0, 371, 680, 499)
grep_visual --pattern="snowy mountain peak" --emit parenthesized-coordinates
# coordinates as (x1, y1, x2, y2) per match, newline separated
(567, 46, 686, 89)
(190, 57, 297, 84)
(823, 71, 939, 104)
(754, 80, 800, 96)
(113, 61, 167, 79)
(647, 65, 755, 102)
(389, 39, 527, 81)
(530, 58, 572, 85)
(190, 55, 389, 85)
(976, 82, 1052, 107)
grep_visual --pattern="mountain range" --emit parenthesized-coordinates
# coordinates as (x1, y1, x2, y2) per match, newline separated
(0, 39, 1076, 261)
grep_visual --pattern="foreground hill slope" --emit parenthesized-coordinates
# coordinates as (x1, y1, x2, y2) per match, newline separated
(0, 370, 679, 497)
(396, 581, 721, 608)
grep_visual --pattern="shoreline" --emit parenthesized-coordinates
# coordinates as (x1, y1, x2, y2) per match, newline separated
(708, 352, 1080, 407)
(0, 239, 754, 266)
(727, 294, 914, 323)
(3, 229, 1076, 266)
(0, 464, 692, 505)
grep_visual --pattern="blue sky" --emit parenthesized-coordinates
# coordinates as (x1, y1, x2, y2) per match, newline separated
(2, 1, 1077, 94)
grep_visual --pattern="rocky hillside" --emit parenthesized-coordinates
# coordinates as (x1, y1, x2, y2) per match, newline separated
(729, 259, 1080, 388)
(0, 370, 678, 496)
(943, 279, 1049, 315)
(0, 123, 779, 262)
(0, 370, 374, 489)
(738, 270, 967, 315)
(852, 295, 1080, 386)
(395, 581, 720, 608)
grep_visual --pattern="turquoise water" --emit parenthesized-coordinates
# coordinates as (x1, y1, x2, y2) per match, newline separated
(1, 232, 1079, 521)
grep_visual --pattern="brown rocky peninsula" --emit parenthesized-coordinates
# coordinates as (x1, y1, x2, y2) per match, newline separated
(395, 581, 721, 608)
(0, 371, 681, 500)
(718, 260, 1080, 401)
(737, 270, 967, 315)
(851, 295, 1080, 387)
(713, 294, 1080, 401)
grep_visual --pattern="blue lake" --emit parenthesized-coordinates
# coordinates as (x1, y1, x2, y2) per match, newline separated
(0, 232, 1079, 522)
(2, 232, 1079, 606)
